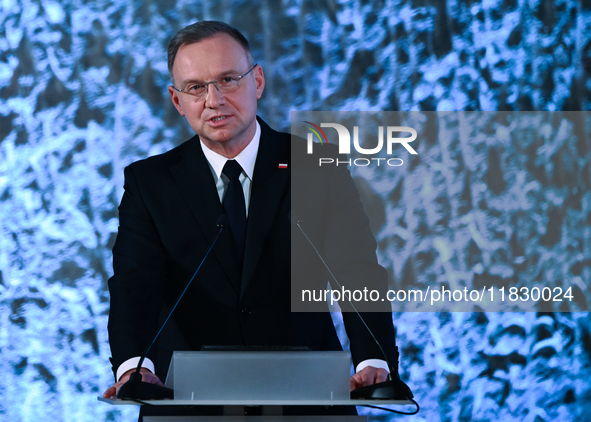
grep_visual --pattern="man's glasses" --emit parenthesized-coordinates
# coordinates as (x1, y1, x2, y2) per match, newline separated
(171, 64, 257, 99)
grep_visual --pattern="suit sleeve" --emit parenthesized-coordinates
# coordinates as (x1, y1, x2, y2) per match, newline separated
(107, 164, 167, 375)
(292, 143, 397, 368)
(326, 162, 397, 368)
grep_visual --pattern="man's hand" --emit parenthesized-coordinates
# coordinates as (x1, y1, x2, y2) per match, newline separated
(350, 366, 389, 391)
(102, 367, 163, 399)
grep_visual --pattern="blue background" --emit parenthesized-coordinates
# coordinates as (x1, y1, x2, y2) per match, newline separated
(1, 0, 590, 421)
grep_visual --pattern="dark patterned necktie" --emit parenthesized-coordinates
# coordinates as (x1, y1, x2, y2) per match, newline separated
(222, 159, 247, 264)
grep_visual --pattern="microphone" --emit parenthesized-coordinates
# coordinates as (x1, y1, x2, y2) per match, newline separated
(290, 212, 413, 401)
(117, 215, 227, 400)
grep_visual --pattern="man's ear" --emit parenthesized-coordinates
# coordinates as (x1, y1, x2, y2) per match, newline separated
(254, 65, 265, 100)
(168, 85, 186, 116)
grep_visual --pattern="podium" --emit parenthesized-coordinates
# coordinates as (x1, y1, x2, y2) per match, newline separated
(99, 351, 413, 421)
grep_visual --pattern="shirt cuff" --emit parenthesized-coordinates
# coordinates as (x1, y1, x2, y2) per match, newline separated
(116, 357, 155, 381)
(355, 359, 389, 374)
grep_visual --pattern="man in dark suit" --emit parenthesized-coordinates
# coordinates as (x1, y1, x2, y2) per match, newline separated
(103, 21, 397, 410)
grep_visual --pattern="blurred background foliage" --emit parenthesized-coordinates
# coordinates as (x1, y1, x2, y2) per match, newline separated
(1, 0, 590, 420)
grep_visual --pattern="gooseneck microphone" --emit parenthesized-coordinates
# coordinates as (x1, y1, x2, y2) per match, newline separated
(117, 215, 227, 401)
(290, 211, 416, 406)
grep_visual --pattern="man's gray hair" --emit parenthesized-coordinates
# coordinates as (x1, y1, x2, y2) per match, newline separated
(167, 21, 254, 77)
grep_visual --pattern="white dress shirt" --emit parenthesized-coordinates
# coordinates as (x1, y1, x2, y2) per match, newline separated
(200, 120, 260, 215)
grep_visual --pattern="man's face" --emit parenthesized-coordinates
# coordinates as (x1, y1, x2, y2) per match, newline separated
(168, 34, 265, 155)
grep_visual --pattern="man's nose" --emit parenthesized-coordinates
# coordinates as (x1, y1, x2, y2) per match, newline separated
(204, 82, 225, 107)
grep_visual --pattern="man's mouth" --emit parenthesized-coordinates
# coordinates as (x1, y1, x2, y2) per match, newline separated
(211, 116, 227, 122)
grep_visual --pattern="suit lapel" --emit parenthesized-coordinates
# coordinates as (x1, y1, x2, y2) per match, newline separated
(241, 119, 290, 296)
(169, 137, 242, 292)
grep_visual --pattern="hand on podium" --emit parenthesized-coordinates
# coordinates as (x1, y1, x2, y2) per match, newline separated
(350, 366, 389, 391)
(103, 367, 164, 399)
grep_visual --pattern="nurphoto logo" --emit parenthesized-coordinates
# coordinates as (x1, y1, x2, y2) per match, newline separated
(303, 121, 418, 167)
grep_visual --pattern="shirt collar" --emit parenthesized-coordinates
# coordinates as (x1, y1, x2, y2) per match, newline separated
(200, 120, 260, 181)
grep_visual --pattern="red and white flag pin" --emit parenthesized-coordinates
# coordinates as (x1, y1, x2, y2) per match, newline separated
(278, 163, 288, 169)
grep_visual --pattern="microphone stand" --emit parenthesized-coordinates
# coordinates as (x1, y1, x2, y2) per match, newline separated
(117, 216, 227, 400)
(292, 216, 413, 401)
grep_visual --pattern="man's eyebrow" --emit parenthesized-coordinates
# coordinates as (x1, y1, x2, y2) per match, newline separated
(179, 78, 205, 86)
(216, 68, 242, 76)
(180, 69, 243, 85)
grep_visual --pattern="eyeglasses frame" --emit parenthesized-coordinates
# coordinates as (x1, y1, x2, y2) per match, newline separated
(171, 63, 258, 99)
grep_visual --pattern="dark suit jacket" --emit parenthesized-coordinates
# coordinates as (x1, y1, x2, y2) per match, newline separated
(107, 117, 396, 380)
